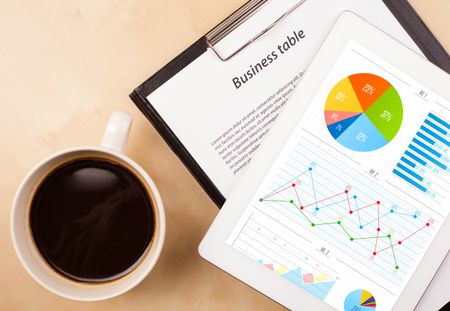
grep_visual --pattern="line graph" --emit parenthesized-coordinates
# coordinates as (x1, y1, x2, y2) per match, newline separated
(259, 164, 432, 271)
(230, 134, 437, 289)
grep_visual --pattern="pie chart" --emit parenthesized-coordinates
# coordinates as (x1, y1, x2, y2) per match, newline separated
(344, 289, 377, 311)
(324, 73, 403, 152)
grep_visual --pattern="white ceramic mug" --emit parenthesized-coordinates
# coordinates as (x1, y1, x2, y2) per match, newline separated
(10, 111, 165, 301)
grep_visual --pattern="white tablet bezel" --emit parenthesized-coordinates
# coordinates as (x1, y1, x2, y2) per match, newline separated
(199, 11, 450, 311)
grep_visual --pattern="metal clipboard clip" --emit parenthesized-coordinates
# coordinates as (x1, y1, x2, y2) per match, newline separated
(206, 0, 307, 61)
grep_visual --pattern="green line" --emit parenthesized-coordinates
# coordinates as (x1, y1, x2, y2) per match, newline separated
(338, 223, 352, 238)
(353, 235, 389, 241)
(261, 194, 405, 269)
(389, 236, 399, 270)
(262, 199, 292, 203)
(299, 208, 313, 224)
(315, 222, 339, 226)
(292, 202, 313, 224)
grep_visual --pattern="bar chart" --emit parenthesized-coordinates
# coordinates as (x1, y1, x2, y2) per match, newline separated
(393, 112, 450, 201)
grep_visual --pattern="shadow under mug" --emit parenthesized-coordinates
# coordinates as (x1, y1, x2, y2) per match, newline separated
(10, 111, 165, 301)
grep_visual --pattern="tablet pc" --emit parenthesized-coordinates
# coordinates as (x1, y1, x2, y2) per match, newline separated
(199, 11, 450, 311)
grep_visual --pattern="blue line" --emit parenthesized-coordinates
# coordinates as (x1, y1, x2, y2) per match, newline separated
(400, 157, 415, 168)
(394, 211, 415, 217)
(310, 170, 318, 209)
(393, 169, 427, 192)
(396, 163, 424, 181)
(354, 198, 362, 228)
(361, 211, 391, 227)
(412, 138, 441, 158)
(263, 169, 310, 198)
(417, 131, 435, 145)
(409, 145, 447, 170)
(405, 151, 426, 166)
(429, 113, 450, 130)
(421, 126, 450, 147)
(424, 119, 447, 135)
(317, 199, 349, 210)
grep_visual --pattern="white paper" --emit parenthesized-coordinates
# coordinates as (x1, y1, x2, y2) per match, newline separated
(148, 0, 422, 197)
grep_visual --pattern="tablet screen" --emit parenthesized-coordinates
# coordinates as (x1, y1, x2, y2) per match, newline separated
(227, 39, 450, 311)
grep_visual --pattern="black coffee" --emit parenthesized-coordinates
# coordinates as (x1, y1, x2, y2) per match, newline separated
(30, 158, 154, 283)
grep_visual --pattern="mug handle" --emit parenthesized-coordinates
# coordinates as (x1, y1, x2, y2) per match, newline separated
(100, 111, 132, 153)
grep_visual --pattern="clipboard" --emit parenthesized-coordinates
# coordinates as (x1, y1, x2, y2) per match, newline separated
(129, 0, 450, 208)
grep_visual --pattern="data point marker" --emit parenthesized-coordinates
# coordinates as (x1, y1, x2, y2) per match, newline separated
(257, 157, 429, 276)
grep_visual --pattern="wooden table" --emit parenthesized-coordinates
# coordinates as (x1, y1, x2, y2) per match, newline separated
(0, 0, 448, 309)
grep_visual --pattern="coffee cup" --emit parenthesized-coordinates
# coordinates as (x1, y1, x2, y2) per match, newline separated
(11, 111, 165, 301)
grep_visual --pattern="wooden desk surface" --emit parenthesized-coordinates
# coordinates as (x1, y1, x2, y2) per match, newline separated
(0, 0, 448, 309)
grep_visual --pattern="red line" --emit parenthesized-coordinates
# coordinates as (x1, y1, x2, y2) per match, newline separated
(354, 202, 378, 212)
(377, 223, 430, 255)
(373, 230, 380, 254)
(377, 203, 380, 229)
(377, 243, 397, 254)
(293, 186, 302, 207)
(303, 191, 346, 208)
(262, 181, 431, 261)
(346, 191, 352, 212)
(401, 224, 429, 243)
(262, 184, 293, 199)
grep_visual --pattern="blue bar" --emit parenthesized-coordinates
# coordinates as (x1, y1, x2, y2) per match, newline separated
(417, 131, 435, 145)
(420, 126, 450, 147)
(429, 113, 450, 130)
(412, 138, 441, 157)
(400, 156, 416, 168)
(405, 150, 426, 166)
(409, 145, 447, 170)
(396, 163, 424, 181)
(393, 169, 428, 193)
(424, 119, 447, 135)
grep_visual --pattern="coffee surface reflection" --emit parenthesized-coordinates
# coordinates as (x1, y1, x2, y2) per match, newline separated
(30, 158, 154, 282)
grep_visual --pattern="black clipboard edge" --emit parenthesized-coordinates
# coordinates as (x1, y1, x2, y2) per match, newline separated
(383, 0, 450, 74)
(131, 37, 226, 207)
(138, 38, 208, 95)
(130, 67, 226, 207)
(130, 0, 450, 209)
